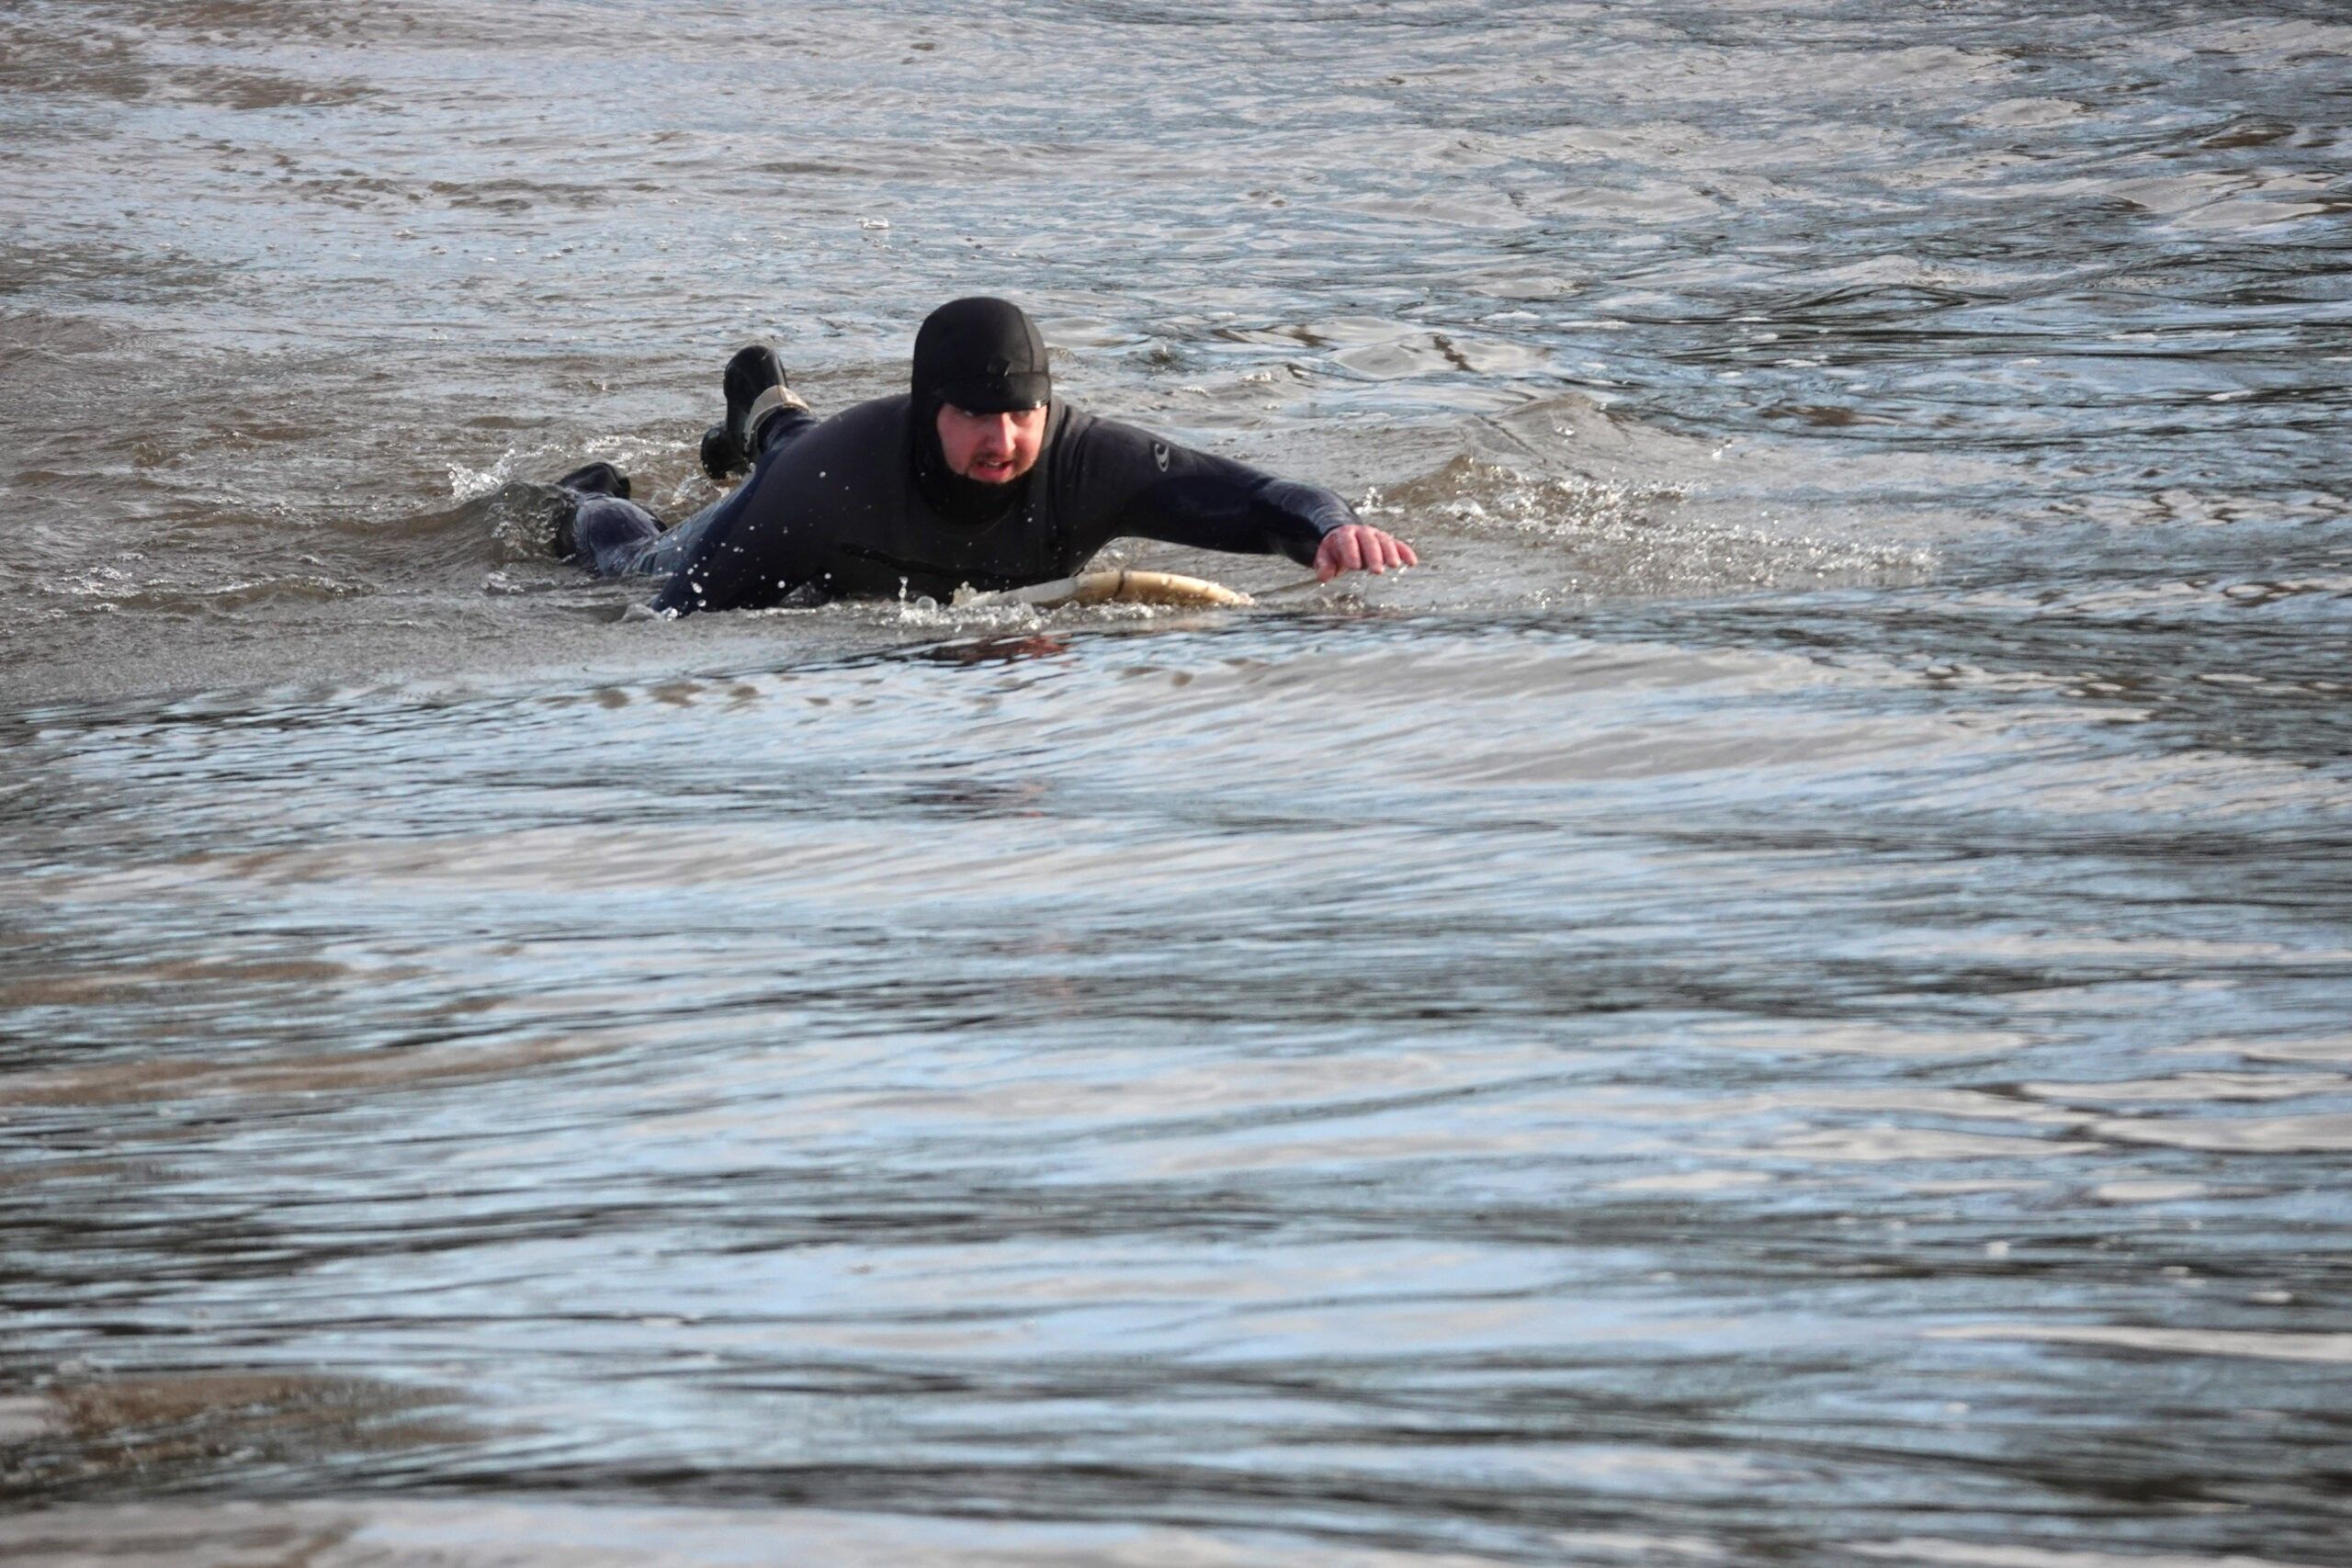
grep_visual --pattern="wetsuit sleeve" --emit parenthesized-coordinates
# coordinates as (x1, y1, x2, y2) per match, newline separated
(1063, 418, 1355, 568)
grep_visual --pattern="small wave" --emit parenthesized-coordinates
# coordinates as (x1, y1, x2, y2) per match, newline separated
(1929, 1322, 2352, 1365)
(1374, 454, 1934, 595)
(2094, 1111, 2352, 1154)
(384, 479, 572, 566)
(1861, 1534, 2327, 1567)
(447, 454, 519, 502)
(50, 572, 369, 615)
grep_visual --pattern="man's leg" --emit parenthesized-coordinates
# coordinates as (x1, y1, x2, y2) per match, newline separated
(750, 392, 819, 454)
(699, 344, 815, 481)
(625, 399, 817, 578)
(551, 461, 669, 578)
(554, 344, 821, 578)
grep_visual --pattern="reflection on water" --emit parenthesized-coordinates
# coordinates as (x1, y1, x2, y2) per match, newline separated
(6, 1373, 472, 1495)
(3, 0, 2351, 1562)
(6, 618, 2350, 1562)
(0, 1498, 1724, 1568)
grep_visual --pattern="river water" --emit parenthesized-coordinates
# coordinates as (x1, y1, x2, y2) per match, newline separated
(4, 2, 2350, 1563)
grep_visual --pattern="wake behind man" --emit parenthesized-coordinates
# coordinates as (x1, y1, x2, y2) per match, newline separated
(553, 297, 1415, 615)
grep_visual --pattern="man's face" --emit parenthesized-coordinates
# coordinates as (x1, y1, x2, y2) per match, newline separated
(936, 404, 1047, 484)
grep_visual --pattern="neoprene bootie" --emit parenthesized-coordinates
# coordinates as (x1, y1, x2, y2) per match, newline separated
(699, 344, 808, 481)
(548, 461, 634, 560)
(556, 461, 632, 499)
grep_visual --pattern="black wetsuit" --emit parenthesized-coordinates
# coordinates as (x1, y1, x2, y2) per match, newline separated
(607, 395, 1352, 615)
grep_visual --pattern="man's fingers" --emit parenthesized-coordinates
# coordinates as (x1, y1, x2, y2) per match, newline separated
(1318, 524, 1418, 580)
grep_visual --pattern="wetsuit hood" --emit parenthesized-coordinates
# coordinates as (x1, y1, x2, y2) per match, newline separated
(913, 296, 1052, 413)
(910, 297, 1052, 525)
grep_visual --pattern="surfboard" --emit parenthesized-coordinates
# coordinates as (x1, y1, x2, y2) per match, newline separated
(952, 570, 1255, 611)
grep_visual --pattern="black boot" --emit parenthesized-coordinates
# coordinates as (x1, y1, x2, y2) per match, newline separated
(557, 460, 632, 499)
(549, 462, 633, 559)
(698, 423, 743, 484)
(700, 344, 801, 481)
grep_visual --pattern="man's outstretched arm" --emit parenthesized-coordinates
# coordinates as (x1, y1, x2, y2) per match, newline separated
(1069, 420, 1415, 580)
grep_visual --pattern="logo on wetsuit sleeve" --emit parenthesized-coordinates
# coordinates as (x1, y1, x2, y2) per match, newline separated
(1152, 441, 1170, 472)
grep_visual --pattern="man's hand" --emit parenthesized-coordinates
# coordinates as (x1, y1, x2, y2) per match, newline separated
(1314, 523, 1419, 582)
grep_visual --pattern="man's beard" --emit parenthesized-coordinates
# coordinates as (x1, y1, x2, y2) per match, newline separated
(911, 400, 1033, 525)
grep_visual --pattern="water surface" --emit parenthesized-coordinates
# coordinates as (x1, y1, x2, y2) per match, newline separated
(3, 2, 2349, 1563)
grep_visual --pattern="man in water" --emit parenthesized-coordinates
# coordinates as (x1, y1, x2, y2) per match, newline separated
(554, 297, 1415, 615)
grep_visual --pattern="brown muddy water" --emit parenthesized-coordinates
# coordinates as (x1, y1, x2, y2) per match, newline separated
(4, 1, 2351, 1563)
